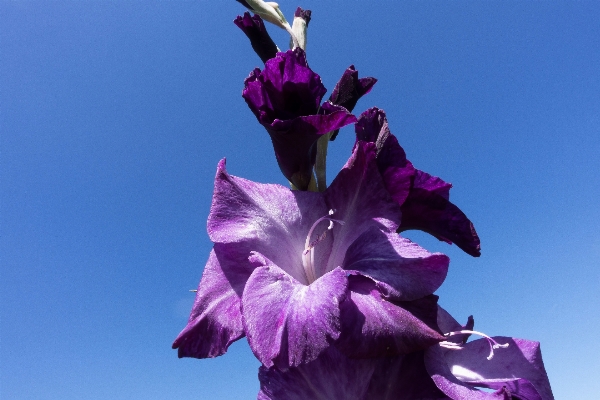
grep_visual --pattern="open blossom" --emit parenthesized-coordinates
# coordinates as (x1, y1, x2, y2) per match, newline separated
(355, 107, 481, 257)
(173, 141, 451, 369)
(242, 48, 356, 190)
(258, 307, 554, 400)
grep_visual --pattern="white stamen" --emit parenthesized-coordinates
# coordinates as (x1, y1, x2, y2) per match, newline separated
(302, 209, 344, 284)
(440, 329, 509, 360)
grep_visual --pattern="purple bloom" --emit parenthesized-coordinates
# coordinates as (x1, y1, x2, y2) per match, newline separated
(355, 107, 481, 257)
(234, 12, 279, 63)
(173, 141, 449, 368)
(328, 66, 377, 140)
(242, 48, 356, 190)
(258, 308, 554, 400)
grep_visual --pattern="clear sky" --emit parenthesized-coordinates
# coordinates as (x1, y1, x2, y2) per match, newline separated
(2, 1, 599, 399)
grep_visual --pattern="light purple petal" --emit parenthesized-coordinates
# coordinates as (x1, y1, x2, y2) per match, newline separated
(425, 344, 513, 399)
(336, 275, 445, 358)
(258, 346, 376, 400)
(355, 107, 416, 206)
(443, 337, 554, 400)
(364, 352, 448, 399)
(324, 141, 403, 273)
(437, 306, 474, 344)
(242, 255, 348, 368)
(172, 247, 250, 358)
(343, 227, 449, 301)
(208, 159, 330, 284)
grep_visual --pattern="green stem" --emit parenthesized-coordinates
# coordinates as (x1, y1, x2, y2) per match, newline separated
(315, 132, 331, 192)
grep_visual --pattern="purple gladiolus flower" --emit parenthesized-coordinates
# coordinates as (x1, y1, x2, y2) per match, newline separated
(242, 48, 356, 190)
(258, 308, 554, 400)
(234, 12, 279, 63)
(173, 141, 450, 369)
(355, 107, 481, 257)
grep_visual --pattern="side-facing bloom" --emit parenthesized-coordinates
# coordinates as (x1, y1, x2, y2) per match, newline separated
(234, 12, 279, 63)
(258, 307, 554, 400)
(355, 107, 481, 257)
(242, 48, 356, 190)
(173, 142, 450, 371)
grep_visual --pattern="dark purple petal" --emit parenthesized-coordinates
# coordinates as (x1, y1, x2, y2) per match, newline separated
(172, 247, 250, 358)
(207, 159, 330, 284)
(343, 227, 449, 301)
(355, 107, 416, 205)
(294, 7, 311, 25)
(328, 66, 377, 140)
(364, 352, 447, 399)
(443, 337, 554, 400)
(258, 346, 376, 400)
(234, 13, 278, 63)
(324, 141, 403, 273)
(243, 48, 357, 189)
(437, 306, 474, 344)
(337, 275, 445, 358)
(414, 169, 452, 200)
(399, 187, 482, 257)
(242, 256, 348, 368)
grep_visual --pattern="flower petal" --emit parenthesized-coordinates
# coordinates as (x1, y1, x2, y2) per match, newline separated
(364, 352, 447, 399)
(336, 275, 445, 358)
(413, 169, 452, 200)
(425, 338, 554, 400)
(234, 12, 279, 63)
(208, 159, 329, 284)
(343, 227, 449, 301)
(242, 49, 357, 189)
(325, 141, 403, 273)
(172, 246, 250, 358)
(437, 306, 474, 344)
(257, 346, 376, 400)
(355, 107, 416, 206)
(242, 255, 348, 368)
(443, 337, 554, 400)
(399, 187, 482, 257)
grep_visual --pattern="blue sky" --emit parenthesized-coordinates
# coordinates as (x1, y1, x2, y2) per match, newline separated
(2, 1, 599, 399)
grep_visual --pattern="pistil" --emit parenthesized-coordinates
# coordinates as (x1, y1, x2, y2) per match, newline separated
(302, 209, 344, 284)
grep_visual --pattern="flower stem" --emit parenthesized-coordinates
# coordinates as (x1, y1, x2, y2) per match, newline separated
(315, 132, 331, 192)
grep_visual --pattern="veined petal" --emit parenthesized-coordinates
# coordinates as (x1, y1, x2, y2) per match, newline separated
(442, 337, 554, 400)
(343, 227, 449, 301)
(355, 107, 415, 205)
(242, 255, 348, 368)
(399, 187, 481, 257)
(172, 247, 250, 358)
(242, 48, 357, 189)
(364, 352, 447, 399)
(208, 159, 329, 284)
(257, 346, 376, 400)
(336, 275, 444, 358)
(325, 141, 403, 273)
(437, 306, 474, 344)
(413, 170, 452, 200)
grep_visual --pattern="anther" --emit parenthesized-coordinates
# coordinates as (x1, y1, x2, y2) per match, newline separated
(440, 330, 509, 360)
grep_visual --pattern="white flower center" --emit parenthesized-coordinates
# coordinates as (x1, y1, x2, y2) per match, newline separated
(302, 209, 344, 284)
